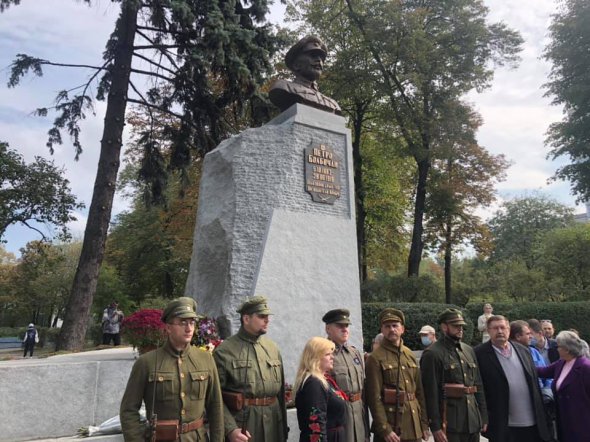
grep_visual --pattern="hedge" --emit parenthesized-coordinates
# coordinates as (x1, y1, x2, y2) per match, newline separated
(465, 301, 590, 344)
(362, 302, 474, 351)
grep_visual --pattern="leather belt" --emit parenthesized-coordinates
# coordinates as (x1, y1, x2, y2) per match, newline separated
(443, 383, 478, 399)
(180, 418, 204, 433)
(244, 396, 277, 406)
(349, 392, 362, 402)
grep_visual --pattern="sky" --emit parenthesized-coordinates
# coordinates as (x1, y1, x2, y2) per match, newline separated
(0, 0, 584, 256)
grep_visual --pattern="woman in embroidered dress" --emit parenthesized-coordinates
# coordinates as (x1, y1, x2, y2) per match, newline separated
(295, 337, 347, 442)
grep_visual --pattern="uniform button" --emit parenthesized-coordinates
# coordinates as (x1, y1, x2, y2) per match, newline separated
(181, 392, 185, 398)
(405, 380, 409, 383)
(158, 376, 164, 382)
(388, 408, 393, 412)
(388, 365, 392, 369)
(180, 373, 185, 378)
(412, 409, 415, 413)
(200, 375, 205, 380)
(178, 359, 182, 365)
(402, 366, 406, 370)
(467, 399, 470, 404)
(461, 360, 464, 363)
(181, 409, 186, 415)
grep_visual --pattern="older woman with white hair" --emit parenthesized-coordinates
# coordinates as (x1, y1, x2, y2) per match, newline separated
(295, 337, 348, 442)
(537, 330, 590, 442)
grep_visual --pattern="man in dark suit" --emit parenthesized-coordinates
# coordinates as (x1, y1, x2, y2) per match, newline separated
(475, 315, 551, 442)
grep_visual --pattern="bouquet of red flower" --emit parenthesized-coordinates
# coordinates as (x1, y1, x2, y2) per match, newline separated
(192, 316, 222, 352)
(121, 309, 166, 352)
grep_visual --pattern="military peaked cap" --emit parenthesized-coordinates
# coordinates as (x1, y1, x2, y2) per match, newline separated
(378, 308, 405, 325)
(237, 295, 272, 315)
(285, 36, 327, 70)
(161, 297, 198, 323)
(322, 308, 351, 324)
(438, 308, 466, 325)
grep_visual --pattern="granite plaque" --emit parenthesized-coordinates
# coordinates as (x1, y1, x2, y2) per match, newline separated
(305, 143, 341, 204)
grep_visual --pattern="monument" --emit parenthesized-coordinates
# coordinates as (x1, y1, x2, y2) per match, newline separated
(184, 36, 362, 384)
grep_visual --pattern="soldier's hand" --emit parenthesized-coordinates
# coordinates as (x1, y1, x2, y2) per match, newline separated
(432, 429, 448, 442)
(481, 424, 488, 433)
(422, 429, 431, 440)
(228, 428, 251, 441)
(383, 431, 400, 442)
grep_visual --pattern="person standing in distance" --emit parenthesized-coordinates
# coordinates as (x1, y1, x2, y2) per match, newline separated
(420, 309, 488, 442)
(477, 304, 493, 343)
(418, 325, 437, 349)
(23, 323, 39, 358)
(365, 308, 429, 442)
(323, 308, 369, 442)
(213, 296, 288, 442)
(120, 297, 223, 442)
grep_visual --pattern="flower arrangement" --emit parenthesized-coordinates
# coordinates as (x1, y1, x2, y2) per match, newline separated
(121, 309, 166, 352)
(192, 316, 222, 352)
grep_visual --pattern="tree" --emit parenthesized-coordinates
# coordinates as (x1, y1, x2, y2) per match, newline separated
(535, 223, 590, 300)
(424, 102, 508, 303)
(343, 0, 522, 276)
(488, 194, 574, 269)
(544, 0, 590, 201)
(0, 141, 83, 241)
(5, 0, 280, 350)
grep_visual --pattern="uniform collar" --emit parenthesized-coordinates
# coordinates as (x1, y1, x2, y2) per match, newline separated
(163, 339, 190, 358)
(381, 338, 404, 353)
(333, 342, 349, 354)
(294, 77, 319, 91)
(238, 326, 261, 344)
(441, 333, 462, 350)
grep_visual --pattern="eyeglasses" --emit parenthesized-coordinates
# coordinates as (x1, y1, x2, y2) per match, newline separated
(170, 319, 197, 327)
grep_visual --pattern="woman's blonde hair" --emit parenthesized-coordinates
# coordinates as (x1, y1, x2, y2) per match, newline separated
(294, 337, 335, 392)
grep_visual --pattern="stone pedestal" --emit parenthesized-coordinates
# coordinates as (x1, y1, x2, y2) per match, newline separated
(185, 104, 362, 383)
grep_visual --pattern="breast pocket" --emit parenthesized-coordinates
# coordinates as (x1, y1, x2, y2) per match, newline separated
(380, 361, 399, 386)
(231, 359, 256, 384)
(266, 359, 282, 383)
(189, 371, 210, 400)
(148, 371, 176, 402)
(444, 361, 461, 384)
(333, 367, 352, 392)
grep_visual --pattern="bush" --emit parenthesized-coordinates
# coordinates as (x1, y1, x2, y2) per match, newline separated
(362, 302, 473, 351)
(362, 273, 444, 303)
(465, 301, 590, 344)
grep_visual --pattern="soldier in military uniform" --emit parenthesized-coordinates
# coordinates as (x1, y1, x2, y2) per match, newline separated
(120, 297, 223, 442)
(365, 308, 429, 442)
(269, 35, 341, 114)
(213, 296, 288, 442)
(420, 309, 488, 442)
(322, 308, 369, 442)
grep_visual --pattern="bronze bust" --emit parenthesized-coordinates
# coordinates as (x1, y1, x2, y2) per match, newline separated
(269, 36, 341, 115)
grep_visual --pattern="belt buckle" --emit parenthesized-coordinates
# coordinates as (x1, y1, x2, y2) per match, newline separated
(181, 422, 189, 434)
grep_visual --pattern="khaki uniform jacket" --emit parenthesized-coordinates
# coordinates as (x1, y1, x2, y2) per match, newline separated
(365, 339, 428, 441)
(419, 334, 488, 434)
(330, 343, 368, 442)
(120, 340, 224, 442)
(213, 327, 288, 441)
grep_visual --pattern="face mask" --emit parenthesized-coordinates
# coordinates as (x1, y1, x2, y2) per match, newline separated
(530, 337, 537, 346)
(421, 336, 432, 347)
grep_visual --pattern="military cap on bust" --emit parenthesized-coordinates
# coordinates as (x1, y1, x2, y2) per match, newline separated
(378, 308, 405, 325)
(322, 308, 351, 325)
(237, 295, 272, 315)
(285, 36, 328, 70)
(438, 308, 466, 325)
(161, 297, 198, 323)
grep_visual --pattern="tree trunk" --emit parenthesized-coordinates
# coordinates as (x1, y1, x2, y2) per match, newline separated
(408, 159, 429, 276)
(444, 221, 452, 304)
(57, 2, 138, 351)
(351, 105, 367, 282)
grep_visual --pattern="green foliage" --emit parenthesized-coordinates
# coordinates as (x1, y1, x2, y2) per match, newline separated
(362, 273, 444, 304)
(488, 194, 574, 268)
(0, 142, 84, 241)
(544, 0, 590, 201)
(465, 301, 590, 343)
(535, 223, 590, 299)
(362, 302, 473, 351)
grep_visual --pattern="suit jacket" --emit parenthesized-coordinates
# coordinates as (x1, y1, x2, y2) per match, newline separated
(537, 356, 590, 442)
(474, 341, 551, 442)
